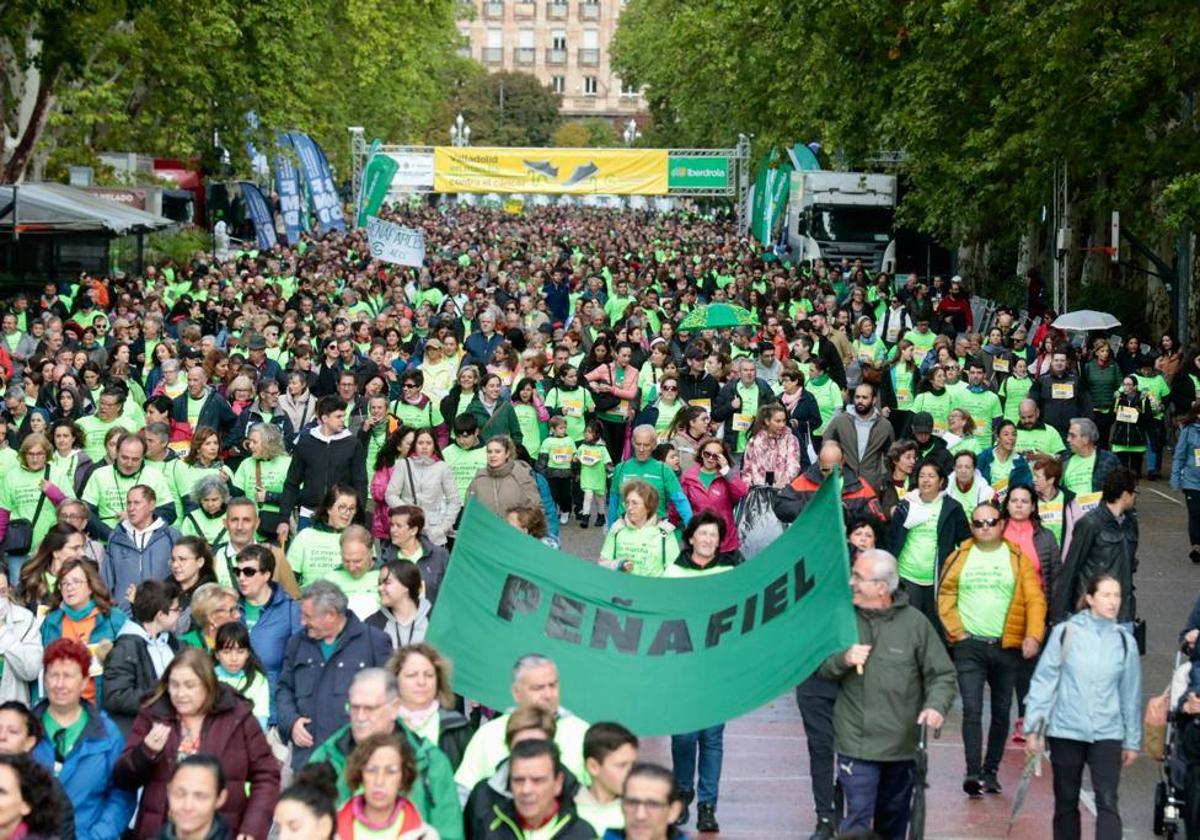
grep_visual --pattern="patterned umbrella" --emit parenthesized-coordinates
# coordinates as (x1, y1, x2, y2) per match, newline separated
(676, 303, 758, 332)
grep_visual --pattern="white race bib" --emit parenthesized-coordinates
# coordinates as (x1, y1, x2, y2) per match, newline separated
(1051, 383, 1075, 400)
(1116, 406, 1139, 424)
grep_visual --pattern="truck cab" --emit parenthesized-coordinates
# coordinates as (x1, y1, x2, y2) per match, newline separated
(786, 171, 897, 273)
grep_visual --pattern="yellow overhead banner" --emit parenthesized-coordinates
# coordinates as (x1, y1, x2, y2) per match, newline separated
(434, 147, 668, 195)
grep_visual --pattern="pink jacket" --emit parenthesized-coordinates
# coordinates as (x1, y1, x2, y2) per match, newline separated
(679, 463, 749, 552)
(584, 363, 640, 404)
(741, 429, 801, 488)
(369, 464, 396, 539)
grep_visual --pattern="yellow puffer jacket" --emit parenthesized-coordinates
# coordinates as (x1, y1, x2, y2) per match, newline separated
(938, 538, 1047, 648)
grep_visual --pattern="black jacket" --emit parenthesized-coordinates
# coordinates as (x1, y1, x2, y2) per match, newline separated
(711, 378, 778, 450)
(466, 764, 588, 840)
(888, 494, 971, 582)
(1030, 371, 1092, 438)
(676, 369, 719, 407)
(170, 389, 238, 441)
(378, 535, 450, 604)
(915, 435, 955, 477)
(436, 708, 473, 771)
(1053, 503, 1138, 623)
(278, 428, 367, 520)
(102, 629, 181, 735)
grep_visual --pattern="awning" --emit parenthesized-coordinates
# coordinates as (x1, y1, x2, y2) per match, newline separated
(0, 182, 175, 235)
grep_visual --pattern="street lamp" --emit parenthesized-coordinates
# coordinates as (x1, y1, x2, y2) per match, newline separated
(451, 113, 471, 147)
(623, 119, 640, 146)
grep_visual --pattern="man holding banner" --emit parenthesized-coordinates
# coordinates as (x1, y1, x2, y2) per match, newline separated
(819, 548, 956, 839)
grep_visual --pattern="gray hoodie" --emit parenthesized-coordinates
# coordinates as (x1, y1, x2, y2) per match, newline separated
(116, 619, 175, 677)
(367, 598, 431, 649)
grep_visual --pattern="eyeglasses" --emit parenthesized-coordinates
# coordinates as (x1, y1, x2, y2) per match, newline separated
(622, 797, 670, 814)
(234, 566, 262, 578)
(971, 517, 1001, 529)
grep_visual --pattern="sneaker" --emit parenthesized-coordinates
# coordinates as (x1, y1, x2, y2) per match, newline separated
(696, 802, 719, 833)
(674, 790, 694, 827)
(596, 513, 606, 527)
(579, 517, 590, 530)
(1191, 547, 1200, 564)
(981, 772, 1003, 794)
(808, 819, 836, 840)
(559, 512, 569, 525)
(1012, 717, 1026, 744)
(963, 776, 983, 798)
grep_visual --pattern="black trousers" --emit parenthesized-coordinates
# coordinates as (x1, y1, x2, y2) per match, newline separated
(1049, 737, 1123, 840)
(796, 676, 838, 824)
(952, 639, 1020, 777)
(1185, 489, 1200, 548)
(599, 417, 627, 464)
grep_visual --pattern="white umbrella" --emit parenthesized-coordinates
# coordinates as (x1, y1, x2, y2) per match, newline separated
(1051, 309, 1122, 331)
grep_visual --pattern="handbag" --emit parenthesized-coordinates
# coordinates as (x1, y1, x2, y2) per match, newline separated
(590, 364, 622, 413)
(1, 467, 51, 555)
(1144, 689, 1170, 760)
(1133, 617, 1147, 656)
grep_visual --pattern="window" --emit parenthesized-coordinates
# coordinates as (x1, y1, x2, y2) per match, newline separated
(582, 28, 599, 49)
(486, 29, 503, 47)
(551, 31, 567, 50)
(620, 78, 639, 96)
(584, 76, 598, 95)
(552, 75, 565, 94)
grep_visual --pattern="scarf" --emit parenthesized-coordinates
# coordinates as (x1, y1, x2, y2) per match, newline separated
(398, 700, 440, 732)
(63, 600, 97, 622)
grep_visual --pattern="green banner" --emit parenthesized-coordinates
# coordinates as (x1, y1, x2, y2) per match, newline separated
(357, 145, 398, 227)
(426, 476, 857, 736)
(667, 156, 730, 189)
(751, 147, 792, 246)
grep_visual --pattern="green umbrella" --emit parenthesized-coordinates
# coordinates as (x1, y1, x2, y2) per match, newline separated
(676, 303, 758, 332)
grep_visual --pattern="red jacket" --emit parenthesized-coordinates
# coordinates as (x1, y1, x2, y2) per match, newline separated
(114, 683, 280, 839)
(679, 463, 749, 552)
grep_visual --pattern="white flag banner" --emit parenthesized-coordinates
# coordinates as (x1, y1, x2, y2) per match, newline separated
(367, 216, 426, 267)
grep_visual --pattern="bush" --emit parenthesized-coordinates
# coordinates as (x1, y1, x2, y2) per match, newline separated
(144, 227, 213, 266)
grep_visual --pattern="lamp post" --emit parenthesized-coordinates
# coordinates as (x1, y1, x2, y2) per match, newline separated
(623, 119, 640, 146)
(450, 114, 471, 147)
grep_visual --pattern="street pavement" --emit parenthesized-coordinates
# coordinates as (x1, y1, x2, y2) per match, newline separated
(558, 478, 1195, 839)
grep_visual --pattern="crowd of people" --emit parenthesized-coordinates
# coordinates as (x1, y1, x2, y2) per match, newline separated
(0, 201, 1192, 840)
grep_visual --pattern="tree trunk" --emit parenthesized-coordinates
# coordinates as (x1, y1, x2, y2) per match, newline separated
(1016, 221, 1042, 279)
(1, 67, 57, 183)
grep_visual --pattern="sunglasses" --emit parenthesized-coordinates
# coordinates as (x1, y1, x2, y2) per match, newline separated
(971, 517, 1000, 529)
(661, 385, 677, 391)
(701, 451, 721, 459)
(234, 566, 262, 578)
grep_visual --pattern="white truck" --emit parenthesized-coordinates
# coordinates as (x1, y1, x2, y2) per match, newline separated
(785, 171, 897, 273)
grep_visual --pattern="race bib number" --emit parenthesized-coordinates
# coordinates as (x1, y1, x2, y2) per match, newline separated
(550, 448, 573, 466)
(561, 400, 583, 418)
(689, 398, 711, 412)
(580, 452, 600, 467)
(1077, 491, 1102, 512)
(1194, 448, 1200, 468)
(896, 386, 913, 408)
(732, 414, 754, 432)
(992, 477, 1010, 495)
(1040, 502, 1063, 525)
(1116, 406, 1139, 424)
(992, 357, 1009, 373)
(617, 400, 631, 417)
(913, 349, 929, 364)
(933, 418, 948, 432)
(859, 352, 875, 364)
(1051, 383, 1075, 400)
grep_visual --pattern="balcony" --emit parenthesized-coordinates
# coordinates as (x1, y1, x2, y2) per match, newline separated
(546, 47, 567, 64)
(579, 2, 600, 20)
(514, 2, 536, 18)
(570, 96, 598, 109)
(482, 46, 504, 63)
(515, 47, 536, 64)
(483, 2, 504, 19)
(578, 47, 599, 65)
(546, 1, 567, 18)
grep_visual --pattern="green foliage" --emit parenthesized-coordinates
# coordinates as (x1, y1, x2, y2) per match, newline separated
(143, 227, 214, 266)
(1159, 173, 1200, 233)
(552, 118, 619, 148)
(614, 0, 1200, 250)
(426, 70, 562, 147)
(6, 0, 463, 179)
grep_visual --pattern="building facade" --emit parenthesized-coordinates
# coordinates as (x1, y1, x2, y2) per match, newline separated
(458, 0, 644, 120)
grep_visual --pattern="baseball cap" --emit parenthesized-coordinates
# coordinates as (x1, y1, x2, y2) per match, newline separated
(911, 412, 934, 434)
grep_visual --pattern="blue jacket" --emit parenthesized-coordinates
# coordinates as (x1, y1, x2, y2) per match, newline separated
(542, 279, 570, 323)
(276, 612, 393, 767)
(1023, 610, 1141, 750)
(463, 331, 504, 368)
(103, 521, 181, 614)
(532, 469, 560, 540)
(1172, 422, 1200, 491)
(975, 446, 1033, 489)
(41, 606, 126, 707)
(31, 700, 136, 840)
(242, 582, 302, 724)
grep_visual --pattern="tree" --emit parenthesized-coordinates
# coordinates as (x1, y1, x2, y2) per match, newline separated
(428, 70, 562, 147)
(552, 118, 618, 148)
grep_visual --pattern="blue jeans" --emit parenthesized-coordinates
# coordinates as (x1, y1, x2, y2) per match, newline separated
(6, 554, 27, 588)
(671, 724, 725, 804)
(837, 755, 914, 840)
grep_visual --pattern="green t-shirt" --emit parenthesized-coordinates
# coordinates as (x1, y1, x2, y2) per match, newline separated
(610, 458, 681, 520)
(952, 388, 1002, 448)
(242, 600, 263, 630)
(77, 415, 131, 464)
(732, 382, 760, 452)
(987, 449, 1017, 495)
(958, 544, 1015, 639)
(326, 567, 379, 620)
(1134, 373, 1171, 418)
(898, 497, 942, 586)
(1063, 451, 1096, 495)
(1000, 376, 1033, 423)
(599, 522, 681, 577)
(539, 436, 577, 472)
(287, 526, 345, 586)
(513, 403, 544, 454)
(0, 465, 56, 550)
(544, 386, 594, 442)
(43, 707, 89, 762)
(1015, 425, 1065, 457)
(808, 377, 843, 435)
(231, 454, 292, 514)
(576, 442, 612, 494)
(81, 464, 174, 527)
(912, 390, 952, 433)
(443, 444, 488, 502)
(902, 330, 937, 364)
